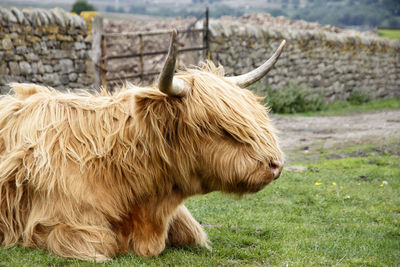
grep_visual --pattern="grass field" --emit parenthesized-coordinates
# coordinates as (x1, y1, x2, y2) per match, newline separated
(0, 140, 399, 266)
(378, 29, 400, 40)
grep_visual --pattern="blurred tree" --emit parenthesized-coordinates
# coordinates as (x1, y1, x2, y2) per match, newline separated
(71, 0, 95, 14)
(129, 5, 147, 14)
(382, 0, 400, 15)
(268, 8, 287, 17)
(210, 5, 244, 17)
(106, 6, 124, 13)
(287, 0, 399, 27)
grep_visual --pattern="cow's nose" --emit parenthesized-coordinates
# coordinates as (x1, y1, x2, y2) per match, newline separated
(269, 160, 283, 180)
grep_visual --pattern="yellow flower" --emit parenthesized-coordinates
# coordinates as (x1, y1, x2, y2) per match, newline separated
(357, 183, 361, 186)
(332, 182, 337, 186)
(380, 184, 383, 187)
(315, 182, 322, 186)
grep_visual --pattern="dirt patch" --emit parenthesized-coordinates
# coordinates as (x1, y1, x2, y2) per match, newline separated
(272, 110, 400, 160)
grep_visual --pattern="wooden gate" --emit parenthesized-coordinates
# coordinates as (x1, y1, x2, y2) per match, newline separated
(92, 8, 209, 90)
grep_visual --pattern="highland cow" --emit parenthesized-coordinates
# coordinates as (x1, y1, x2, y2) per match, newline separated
(0, 30, 285, 261)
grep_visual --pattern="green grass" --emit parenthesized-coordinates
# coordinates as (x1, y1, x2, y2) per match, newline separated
(378, 29, 400, 40)
(294, 97, 400, 116)
(1, 143, 400, 266)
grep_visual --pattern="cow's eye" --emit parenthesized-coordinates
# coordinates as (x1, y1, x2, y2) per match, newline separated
(222, 129, 235, 139)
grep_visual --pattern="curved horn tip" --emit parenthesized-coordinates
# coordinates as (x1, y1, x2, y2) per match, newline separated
(226, 39, 287, 88)
(158, 29, 189, 97)
(171, 29, 178, 38)
(279, 39, 286, 50)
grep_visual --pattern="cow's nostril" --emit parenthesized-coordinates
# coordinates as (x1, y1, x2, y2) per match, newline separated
(269, 160, 283, 180)
(269, 161, 278, 169)
(269, 160, 282, 170)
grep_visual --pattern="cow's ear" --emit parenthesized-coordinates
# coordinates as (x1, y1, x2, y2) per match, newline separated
(10, 83, 50, 100)
(133, 89, 180, 121)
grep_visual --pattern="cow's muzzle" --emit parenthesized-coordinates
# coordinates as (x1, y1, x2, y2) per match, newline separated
(269, 160, 283, 180)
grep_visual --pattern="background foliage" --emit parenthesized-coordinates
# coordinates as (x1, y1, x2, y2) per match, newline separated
(71, 0, 95, 14)
(103, 0, 400, 28)
(263, 83, 326, 114)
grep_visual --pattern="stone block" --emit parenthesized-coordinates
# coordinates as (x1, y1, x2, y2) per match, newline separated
(74, 42, 86, 50)
(10, 7, 25, 24)
(33, 74, 43, 82)
(2, 38, 13, 50)
(4, 52, 15, 62)
(68, 72, 78, 82)
(37, 61, 45, 74)
(77, 50, 87, 59)
(25, 53, 40, 62)
(9, 62, 20, 76)
(42, 73, 60, 86)
(53, 63, 61, 72)
(52, 49, 68, 59)
(0, 62, 9, 75)
(77, 74, 92, 85)
(76, 62, 86, 73)
(57, 34, 73, 41)
(19, 61, 32, 75)
(59, 59, 74, 74)
(31, 62, 38, 74)
(51, 9, 66, 28)
(0, 8, 17, 24)
(40, 41, 47, 50)
(33, 42, 41, 52)
(60, 73, 69, 84)
(0, 75, 24, 86)
(44, 65, 53, 73)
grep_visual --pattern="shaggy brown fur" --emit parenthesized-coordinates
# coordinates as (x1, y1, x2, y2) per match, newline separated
(0, 62, 283, 261)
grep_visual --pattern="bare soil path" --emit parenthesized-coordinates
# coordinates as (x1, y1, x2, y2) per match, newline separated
(272, 110, 400, 158)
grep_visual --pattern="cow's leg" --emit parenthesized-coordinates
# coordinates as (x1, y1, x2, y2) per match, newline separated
(123, 202, 209, 257)
(30, 222, 118, 262)
(166, 204, 210, 250)
(129, 205, 169, 258)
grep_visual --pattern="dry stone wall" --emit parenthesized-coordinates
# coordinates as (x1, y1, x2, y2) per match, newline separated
(0, 7, 93, 94)
(3, 6, 397, 100)
(209, 19, 400, 100)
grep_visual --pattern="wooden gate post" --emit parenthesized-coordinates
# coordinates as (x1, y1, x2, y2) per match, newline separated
(100, 35, 107, 91)
(138, 34, 144, 82)
(203, 7, 209, 60)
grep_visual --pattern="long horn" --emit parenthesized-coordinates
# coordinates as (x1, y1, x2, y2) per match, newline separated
(158, 29, 188, 97)
(227, 40, 286, 88)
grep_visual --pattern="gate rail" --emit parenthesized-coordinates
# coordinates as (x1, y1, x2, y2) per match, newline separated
(94, 8, 209, 89)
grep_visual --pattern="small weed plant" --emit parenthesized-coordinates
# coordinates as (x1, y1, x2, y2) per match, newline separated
(263, 83, 326, 114)
(347, 89, 372, 105)
(258, 83, 398, 115)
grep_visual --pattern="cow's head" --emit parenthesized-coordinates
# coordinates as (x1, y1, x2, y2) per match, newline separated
(136, 30, 285, 195)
